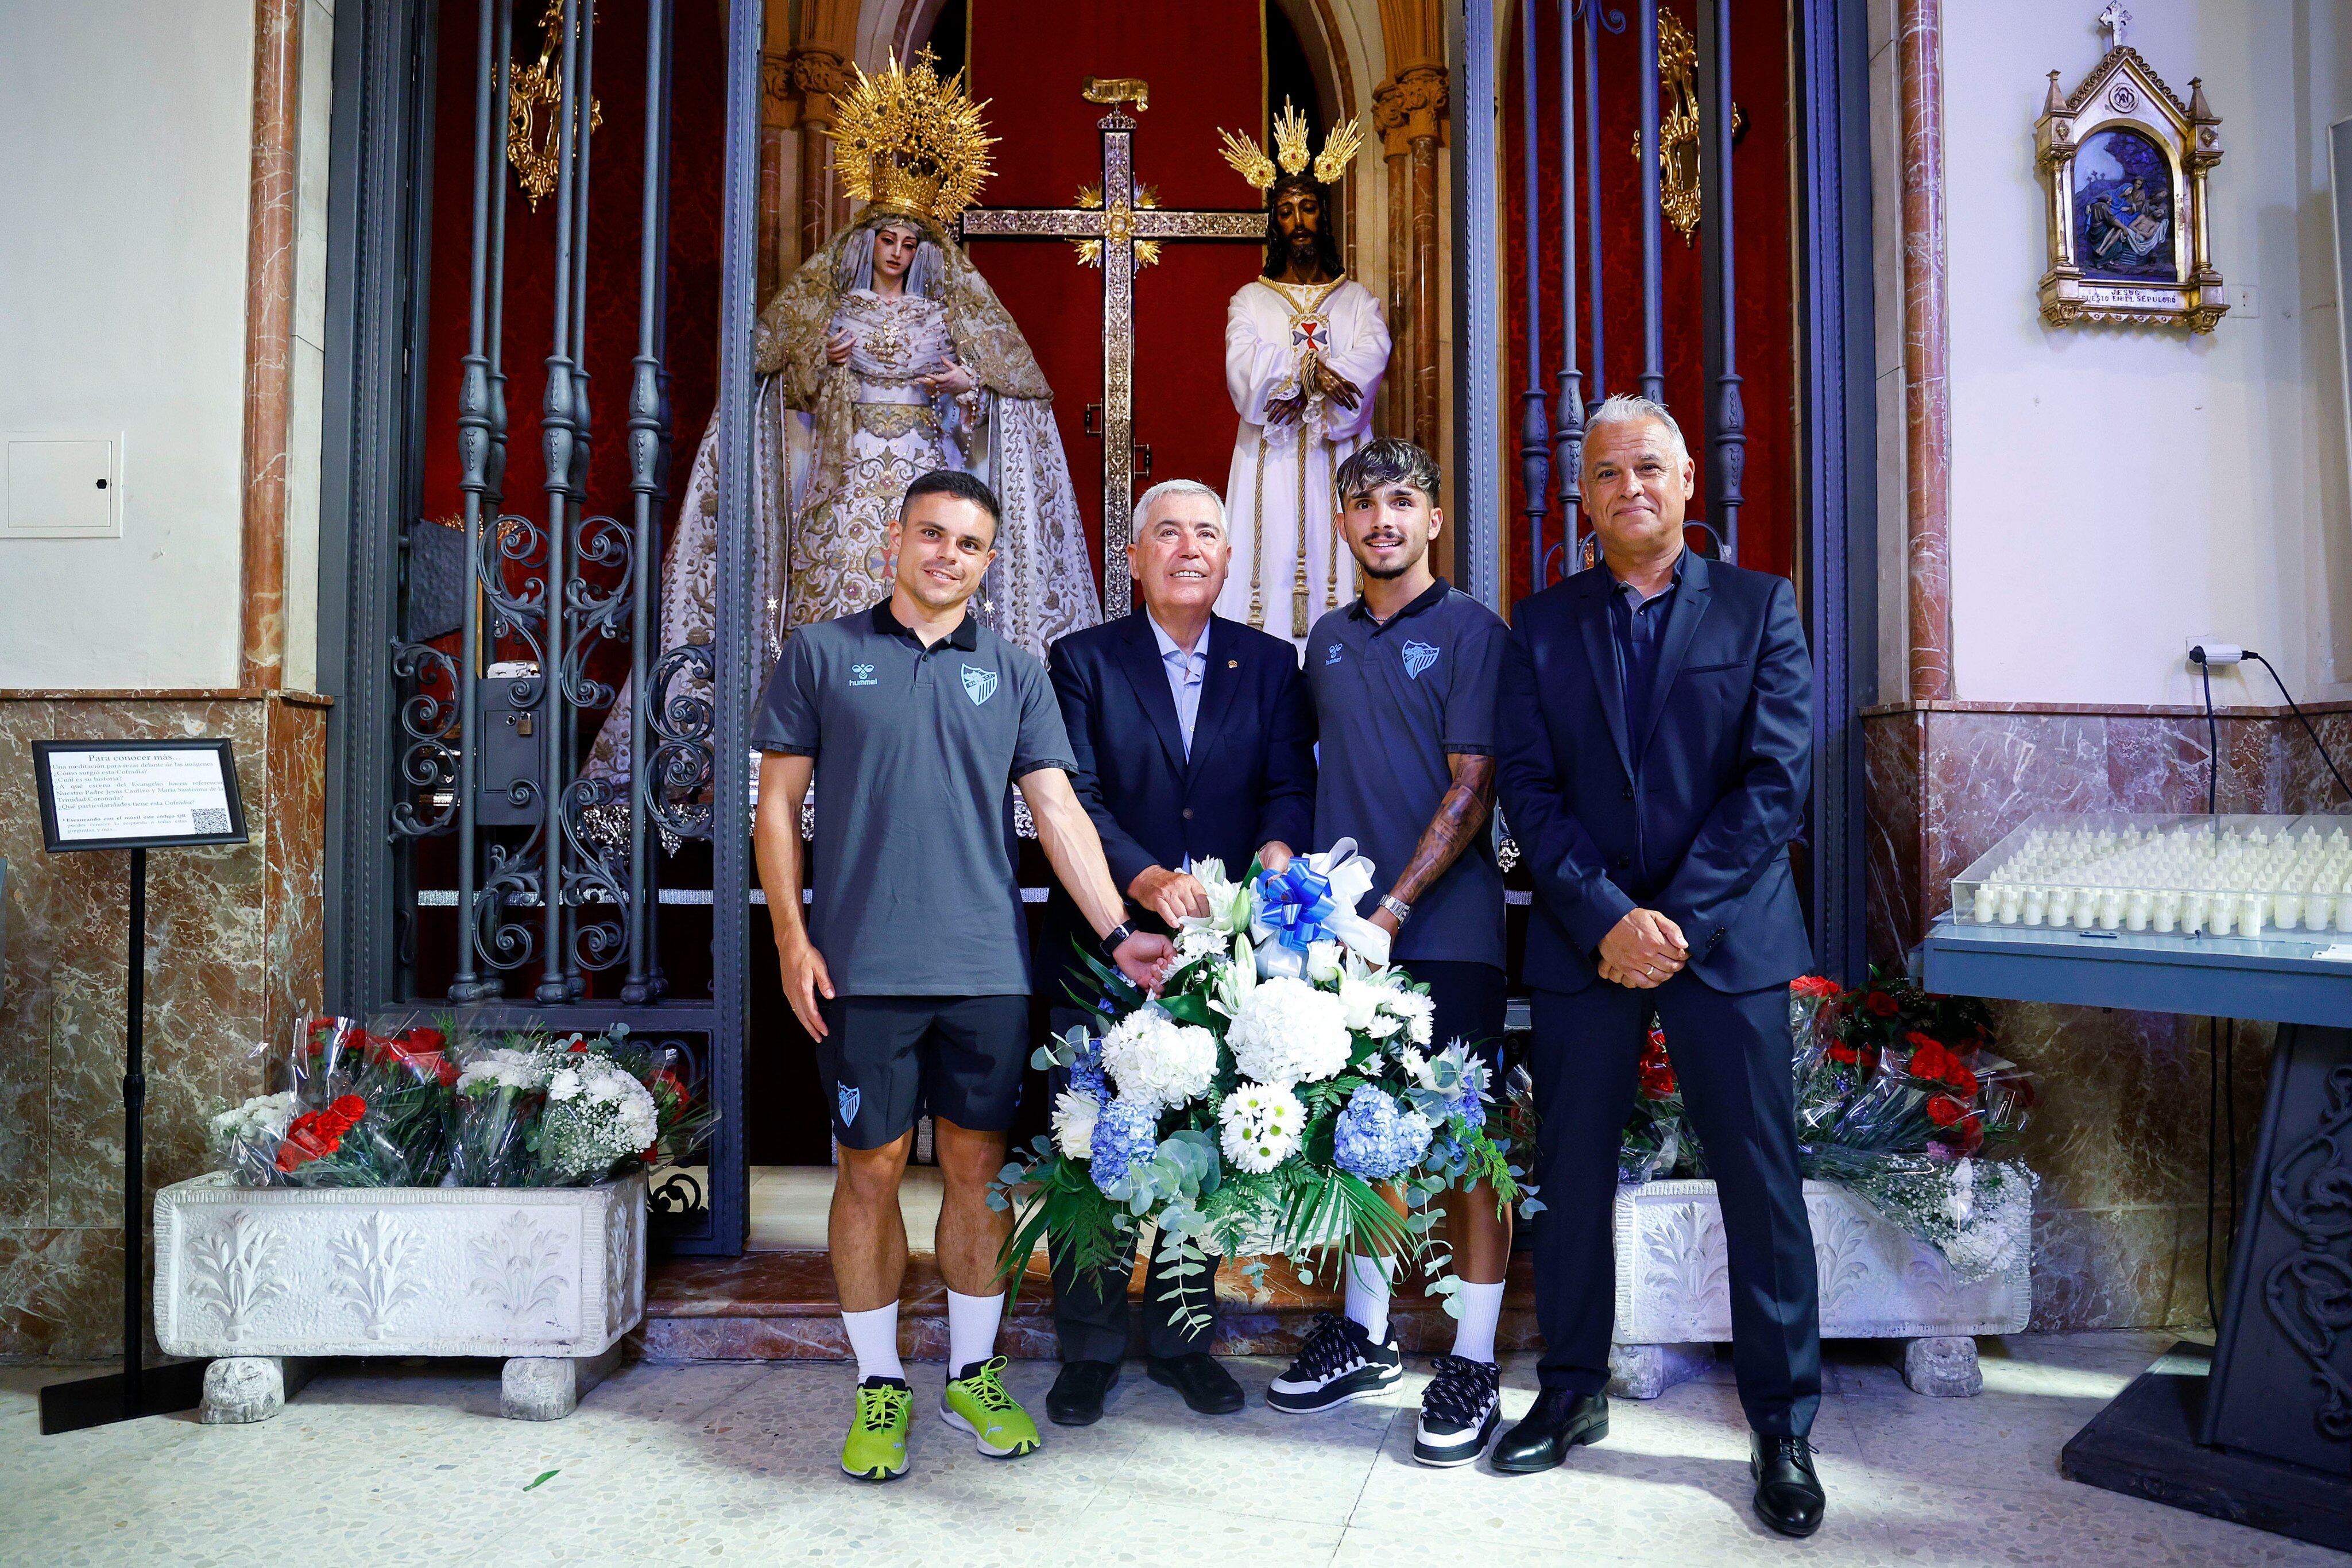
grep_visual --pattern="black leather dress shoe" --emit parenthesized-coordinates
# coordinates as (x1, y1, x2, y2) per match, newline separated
(1491, 1388, 1609, 1473)
(1148, 1352, 1245, 1415)
(1046, 1360, 1120, 1426)
(1751, 1434, 1826, 1537)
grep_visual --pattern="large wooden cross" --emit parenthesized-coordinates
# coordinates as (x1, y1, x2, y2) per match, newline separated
(960, 85, 1263, 613)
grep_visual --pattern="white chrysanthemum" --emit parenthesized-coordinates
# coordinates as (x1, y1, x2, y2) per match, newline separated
(547, 1067, 583, 1102)
(1227, 975, 1352, 1086)
(1099, 1010, 1219, 1112)
(539, 1059, 661, 1179)
(456, 1047, 552, 1094)
(1217, 1081, 1305, 1174)
(209, 1090, 297, 1151)
(1397, 1046, 1437, 1092)
(1383, 988, 1436, 1045)
(1175, 923, 1230, 963)
(1050, 1089, 1101, 1160)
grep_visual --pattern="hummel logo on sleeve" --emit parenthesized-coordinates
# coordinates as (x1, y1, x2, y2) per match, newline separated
(1324, 642, 1345, 665)
(849, 662, 879, 687)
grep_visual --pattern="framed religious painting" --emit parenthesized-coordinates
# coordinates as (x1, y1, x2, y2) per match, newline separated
(2034, 23, 2227, 332)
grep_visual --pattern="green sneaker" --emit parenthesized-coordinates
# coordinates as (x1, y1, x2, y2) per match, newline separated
(841, 1376, 912, 1482)
(941, 1356, 1041, 1459)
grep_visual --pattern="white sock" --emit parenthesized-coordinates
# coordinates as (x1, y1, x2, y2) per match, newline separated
(946, 1288, 1004, 1376)
(1451, 1280, 1506, 1365)
(1343, 1253, 1397, 1344)
(843, 1303, 904, 1383)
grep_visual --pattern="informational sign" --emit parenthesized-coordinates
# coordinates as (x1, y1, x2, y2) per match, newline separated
(32, 739, 247, 853)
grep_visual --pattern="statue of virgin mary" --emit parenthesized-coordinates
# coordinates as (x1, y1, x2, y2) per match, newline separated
(589, 53, 1096, 783)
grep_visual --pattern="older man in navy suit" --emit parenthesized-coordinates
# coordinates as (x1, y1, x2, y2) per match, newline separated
(1492, 396, 1825, 1536)
(1039, 478, 1316, 1428)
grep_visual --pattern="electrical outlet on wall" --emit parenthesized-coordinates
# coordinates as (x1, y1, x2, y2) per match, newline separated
(2185, 637, 2247, 667)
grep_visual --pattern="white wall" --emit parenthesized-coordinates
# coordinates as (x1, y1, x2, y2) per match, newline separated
(1879, 1, 2352, 708)
(0, 2, 257, 689)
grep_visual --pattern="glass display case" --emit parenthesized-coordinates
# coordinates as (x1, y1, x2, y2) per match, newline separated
(1948, 814, 2352, 942)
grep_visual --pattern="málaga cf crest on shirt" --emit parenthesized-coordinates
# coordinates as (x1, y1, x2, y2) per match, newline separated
(961, 664, 999, 706)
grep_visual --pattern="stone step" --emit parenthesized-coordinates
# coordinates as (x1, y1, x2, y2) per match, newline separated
(635, 1249, 1544, 1362)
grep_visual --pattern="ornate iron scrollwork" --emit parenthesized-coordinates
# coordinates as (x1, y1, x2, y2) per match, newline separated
(2262, 1063, 2352, 1442)
(389, 641, 460, 837)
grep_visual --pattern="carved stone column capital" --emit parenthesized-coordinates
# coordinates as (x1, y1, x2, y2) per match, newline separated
(1374, 62, 1449, 153)
(790, 45, 852, 123)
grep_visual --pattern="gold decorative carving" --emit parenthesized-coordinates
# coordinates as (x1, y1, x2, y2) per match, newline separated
(2033, 29, 2226, 334)
(1069, 183, 1164, 269)
(829, 48, 995, 229)
(1219, 99, 1365, 200)
(1083, 77, 1151, 113)
(507, 1, 602, 213)
(1628, 7, 1740, 247)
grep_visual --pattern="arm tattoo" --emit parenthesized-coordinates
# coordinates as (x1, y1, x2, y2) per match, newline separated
(1389, 754, 1496, 907)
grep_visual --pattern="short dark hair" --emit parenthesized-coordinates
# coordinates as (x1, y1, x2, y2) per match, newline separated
(1262, 174, 1345, 280)
(1334, 438, 1441, 508)
(900, 469, 1001, 540)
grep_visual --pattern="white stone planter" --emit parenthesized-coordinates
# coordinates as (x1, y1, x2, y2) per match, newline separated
(154, 1172, 645, 1420)
(1608, 1178, 2032, 1399)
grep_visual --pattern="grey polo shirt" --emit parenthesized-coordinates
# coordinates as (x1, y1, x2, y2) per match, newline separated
(1305, 579, 1507, 968)
(752, 601, 1077, 997)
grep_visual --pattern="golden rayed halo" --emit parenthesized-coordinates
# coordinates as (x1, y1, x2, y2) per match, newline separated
(829, 48, 995, 229)
(1216, 98, 1364, 202)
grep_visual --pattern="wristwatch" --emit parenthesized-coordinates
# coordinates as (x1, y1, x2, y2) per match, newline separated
(1378, 894, 1413, 925)
(1100, 920, 1139, 959)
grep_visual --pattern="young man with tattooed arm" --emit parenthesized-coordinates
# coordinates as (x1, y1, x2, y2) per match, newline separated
(1267, 438, 1514, 1470)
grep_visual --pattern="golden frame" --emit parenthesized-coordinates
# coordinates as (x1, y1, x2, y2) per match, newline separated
(2035, 44, 2226, 332)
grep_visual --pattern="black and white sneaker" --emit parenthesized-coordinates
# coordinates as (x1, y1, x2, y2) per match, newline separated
(1266, 1311, 1403, 1414)
(1413, 1354, 1502, 1466)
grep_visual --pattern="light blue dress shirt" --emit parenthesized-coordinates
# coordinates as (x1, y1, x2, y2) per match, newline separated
(1148, 613, 1207, 760)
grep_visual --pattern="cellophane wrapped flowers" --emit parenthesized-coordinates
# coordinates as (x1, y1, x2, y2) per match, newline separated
(1618, 973, 2039, 1281)
(997, 844, 1538, 1333)
(209, 1018, 717, 1190)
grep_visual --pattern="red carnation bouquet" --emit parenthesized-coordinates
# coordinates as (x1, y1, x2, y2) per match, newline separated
(1618, 1023, 1687, 1183)
(264, 1091, 415, 1187)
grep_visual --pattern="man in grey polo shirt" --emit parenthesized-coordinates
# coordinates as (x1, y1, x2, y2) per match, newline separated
(1266, 438, 1514, 1471)
(753, 469, 1174, 1483)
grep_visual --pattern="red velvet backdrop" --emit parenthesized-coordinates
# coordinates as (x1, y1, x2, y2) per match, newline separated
(966, 0, 1268, 611)
(419, 0, 729, 606)
(1503, 2, 1797, 606)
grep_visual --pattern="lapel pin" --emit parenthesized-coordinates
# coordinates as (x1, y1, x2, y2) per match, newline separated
(1228, 659, 1239, 668)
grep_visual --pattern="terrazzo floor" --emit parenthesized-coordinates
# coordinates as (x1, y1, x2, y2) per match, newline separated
(2, 1331, 2339, 1566)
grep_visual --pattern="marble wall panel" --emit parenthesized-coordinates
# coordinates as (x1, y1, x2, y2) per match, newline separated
(1857, 700, 2337, 1330)
(0, 693, 326, 1357)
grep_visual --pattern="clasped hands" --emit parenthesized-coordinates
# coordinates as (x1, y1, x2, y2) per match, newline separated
(1264, 359, 1361, 428)
(1597, 908, 1689, 990)
(822, 332, 977, 398)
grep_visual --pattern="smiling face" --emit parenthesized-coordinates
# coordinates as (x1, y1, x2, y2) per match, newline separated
(870, 222, 922, 287)
(1129, 491, 1231, 621)
(888, 490, 997, 613)
(1338, 479, 1443, 582)
(1581, 416, 1694, 563)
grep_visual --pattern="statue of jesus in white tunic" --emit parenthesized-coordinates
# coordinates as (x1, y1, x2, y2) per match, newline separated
(1213, 109, 1391, 645)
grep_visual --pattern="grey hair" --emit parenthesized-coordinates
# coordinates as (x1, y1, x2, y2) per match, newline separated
(1132, 478, 1227, 535)
(1584, 393, 1689, 462)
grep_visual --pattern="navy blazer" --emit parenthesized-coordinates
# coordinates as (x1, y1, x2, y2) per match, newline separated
(1043, 611, 1316, 986)
(1497, 550, 1814, 994)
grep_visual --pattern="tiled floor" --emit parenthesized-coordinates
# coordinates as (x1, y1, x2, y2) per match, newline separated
(3, 1332, 2341, 1566)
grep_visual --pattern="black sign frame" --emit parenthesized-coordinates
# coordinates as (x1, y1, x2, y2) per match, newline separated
(31, 738, 249, 854)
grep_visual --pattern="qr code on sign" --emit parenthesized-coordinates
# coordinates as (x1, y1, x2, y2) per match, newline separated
(191, 808, 230, 833)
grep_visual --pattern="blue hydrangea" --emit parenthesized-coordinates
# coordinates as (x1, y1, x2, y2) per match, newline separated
(1332, 1085, 1434, 1180)
(1067, 1046, 1109, 1105)
(1449, 1085, 1487, 1131)
(1089, 1096, 1159, 1193)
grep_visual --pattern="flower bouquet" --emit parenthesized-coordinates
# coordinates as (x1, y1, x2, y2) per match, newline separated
(210, 1020, 718, 1190)
(1616, 1022, 1685, 1184)
(995, 842, 1538, 1330)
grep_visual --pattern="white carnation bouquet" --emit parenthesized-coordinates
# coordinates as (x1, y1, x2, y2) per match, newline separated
(997, 843, 1540, 1330)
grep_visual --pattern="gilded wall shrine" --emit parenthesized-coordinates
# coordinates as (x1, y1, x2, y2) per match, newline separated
(0, 692, 327, 1357)
(1864, 701, 2352, 1331)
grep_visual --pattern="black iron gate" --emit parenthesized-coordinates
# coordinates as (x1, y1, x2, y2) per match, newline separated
(319, 0, 764, 1254)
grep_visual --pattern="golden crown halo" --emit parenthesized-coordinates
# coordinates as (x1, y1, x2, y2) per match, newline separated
(1217, 98, 1365, 199)
(829, 48, 995, 229)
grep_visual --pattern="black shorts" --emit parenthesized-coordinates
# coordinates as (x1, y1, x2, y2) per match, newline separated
(817, 994, 1031, 1150)
(1410, 959, 1510, 1071)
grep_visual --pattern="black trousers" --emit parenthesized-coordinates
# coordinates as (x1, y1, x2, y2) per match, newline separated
(1529, 975, 1821, 1437)
(1045, 1005, 1217, 1364)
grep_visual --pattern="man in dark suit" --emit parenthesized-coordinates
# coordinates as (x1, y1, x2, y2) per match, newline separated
(1039, 477, 1317, 1427)
(1492, 396, 1826, 1536)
